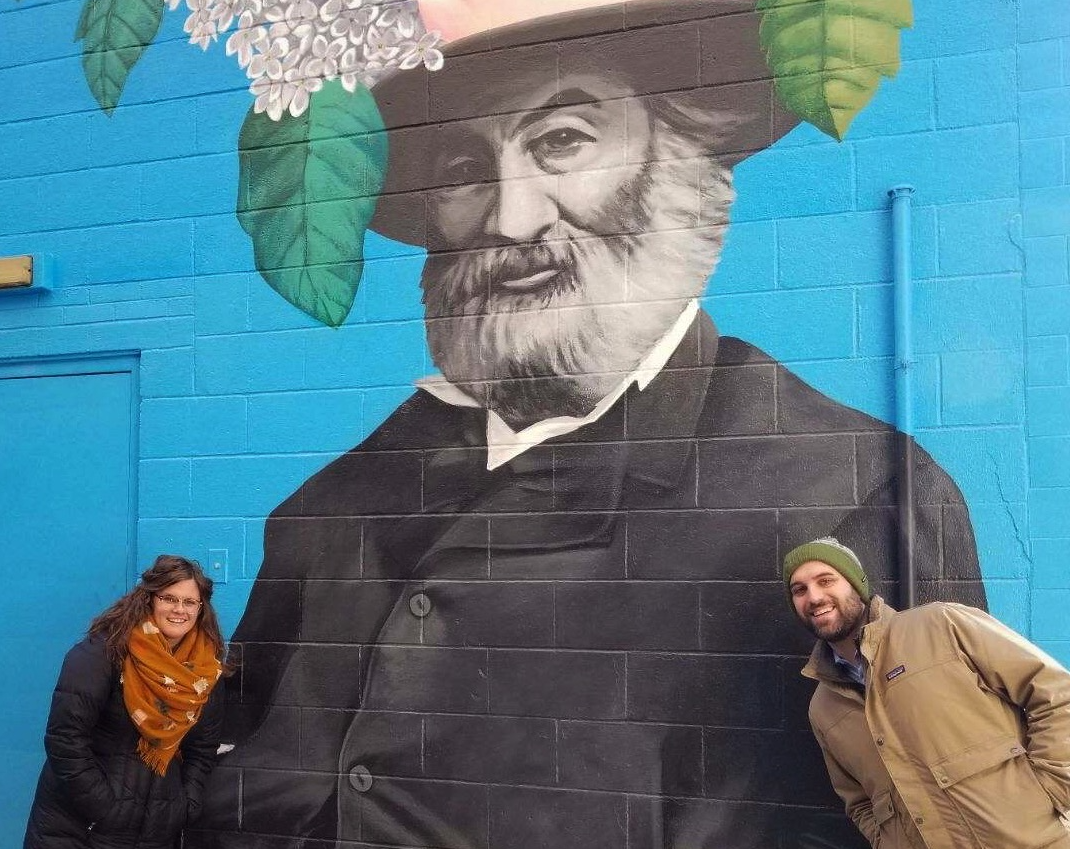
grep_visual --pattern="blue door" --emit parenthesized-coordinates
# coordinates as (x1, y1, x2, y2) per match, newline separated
(0, 354, 138, 841)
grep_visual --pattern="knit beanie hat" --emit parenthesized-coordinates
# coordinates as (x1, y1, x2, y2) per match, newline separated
(783, 537, 871, 602)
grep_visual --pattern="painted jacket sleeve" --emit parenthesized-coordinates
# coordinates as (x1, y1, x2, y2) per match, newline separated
(944, 604, 1070, 813)
(43, 638, 120, 824)
(812, 723, 880, 847)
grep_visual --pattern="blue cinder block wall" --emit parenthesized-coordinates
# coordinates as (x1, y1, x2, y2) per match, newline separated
(0, 1, 1067, 647)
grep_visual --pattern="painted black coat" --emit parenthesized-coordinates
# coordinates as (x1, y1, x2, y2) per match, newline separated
(23, 636, 223, 849)
(192, 313, 986, 849)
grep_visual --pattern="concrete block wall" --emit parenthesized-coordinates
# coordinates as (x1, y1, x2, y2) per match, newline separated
(709, 0, 1046, 637)
(1, 0, 1069, 842)
(1020, 0, 1070, 661)
(0, 0, 1062, 643)
(3, 0, 1056, 633)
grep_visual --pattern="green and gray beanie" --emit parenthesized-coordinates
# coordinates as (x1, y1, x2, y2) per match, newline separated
(783, 536, 871, 603)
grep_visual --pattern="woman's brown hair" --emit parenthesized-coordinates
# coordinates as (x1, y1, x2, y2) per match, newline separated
(88, 554, 229, 669)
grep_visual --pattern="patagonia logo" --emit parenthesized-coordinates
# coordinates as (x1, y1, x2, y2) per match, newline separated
(886, 665, 906, 681)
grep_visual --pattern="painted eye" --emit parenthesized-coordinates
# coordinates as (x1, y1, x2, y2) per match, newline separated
(531, 127, 596, 159)
(437, 155, 487, 185)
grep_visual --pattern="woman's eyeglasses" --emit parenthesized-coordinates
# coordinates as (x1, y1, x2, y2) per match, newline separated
(154, 593, 203, 612)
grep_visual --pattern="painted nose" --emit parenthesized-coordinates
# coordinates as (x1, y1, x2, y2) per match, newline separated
(491, 149, 558, 242)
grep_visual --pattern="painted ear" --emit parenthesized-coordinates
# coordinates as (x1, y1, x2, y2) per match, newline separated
(237, 81, 389, 328)
(75, 0, 165, 115)
(757, 0, 913, 141)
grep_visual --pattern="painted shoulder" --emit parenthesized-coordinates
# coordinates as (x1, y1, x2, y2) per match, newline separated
(711, 336, 895, 436)
(269, 390, 471, 518)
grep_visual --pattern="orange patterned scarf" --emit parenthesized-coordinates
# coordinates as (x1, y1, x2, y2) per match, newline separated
(122, 620, 222, 775)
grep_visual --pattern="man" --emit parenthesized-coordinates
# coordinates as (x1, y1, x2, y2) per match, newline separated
(786, 537, 1070, 848)
(192, 2, 986, 848)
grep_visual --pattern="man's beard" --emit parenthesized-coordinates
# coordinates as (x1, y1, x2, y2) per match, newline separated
(801, 593, 868, 645)
(421, 125, 735, 428)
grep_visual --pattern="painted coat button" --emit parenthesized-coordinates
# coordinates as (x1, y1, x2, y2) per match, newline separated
(876, 737, 885, 746)
(348, 765, 373, 792)
(409, 592, 432, 618)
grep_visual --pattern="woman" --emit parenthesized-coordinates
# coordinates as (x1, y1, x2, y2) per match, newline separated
(24, 555, 227, 849)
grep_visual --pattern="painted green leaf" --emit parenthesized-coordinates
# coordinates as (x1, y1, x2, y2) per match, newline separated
(757, 0, 913, 140)
(237, 81, 388, 328)
(75, 0, 164, 114)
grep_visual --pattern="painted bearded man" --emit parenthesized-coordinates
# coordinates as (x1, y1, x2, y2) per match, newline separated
(192, 2, 985, 848)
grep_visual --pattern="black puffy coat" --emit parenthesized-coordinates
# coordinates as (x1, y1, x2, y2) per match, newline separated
(23, 636, 224, 849)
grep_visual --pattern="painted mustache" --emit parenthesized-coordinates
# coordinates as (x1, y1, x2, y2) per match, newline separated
(439, 240, 587, 306)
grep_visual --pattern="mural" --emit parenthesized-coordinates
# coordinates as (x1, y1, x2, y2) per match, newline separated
(73, 0, 910, 327)
(62, 0, 990, 847)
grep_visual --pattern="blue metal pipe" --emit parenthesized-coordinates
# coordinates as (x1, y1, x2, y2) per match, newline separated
(889, 184, 917, 608)
(890, 185, 916, 437)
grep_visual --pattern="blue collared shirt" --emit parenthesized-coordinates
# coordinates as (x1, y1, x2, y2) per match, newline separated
(832, 650, 866, 686)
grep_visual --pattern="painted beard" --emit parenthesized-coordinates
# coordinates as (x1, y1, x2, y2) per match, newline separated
(801, 592, 868, 645)
(421, 125, 735, 428)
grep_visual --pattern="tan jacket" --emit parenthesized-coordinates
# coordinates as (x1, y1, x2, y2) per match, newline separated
(802, 596, 1070, 849)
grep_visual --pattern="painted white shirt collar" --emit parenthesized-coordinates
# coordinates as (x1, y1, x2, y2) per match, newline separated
(415, 299, 699, 471)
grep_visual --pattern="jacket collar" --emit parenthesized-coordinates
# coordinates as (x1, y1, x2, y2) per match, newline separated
(859, 595, 896, 664)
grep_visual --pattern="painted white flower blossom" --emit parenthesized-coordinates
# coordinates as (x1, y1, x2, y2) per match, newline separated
(305, 33, 345, 79)
(248, 35, 288, 80)
(317, 0, 340, 24)
(334, 5, 378, 44)
(363, 24, 400, 61)
(283, 51, 325, 116)
(285, 0, 317, 27)
(375, 2, 399, 28)
(226, 13, 268, 68)
(393, 5, 418, 39)
(338, 45, 362, 91)
(209, 0, 240, 34)
(398, 30, 443, 71)
(181, 0, 218, 49)
(176, 0, 443, 120)
(252, 74, 288, 120)
(281, 0, 318, 46)
(185, 11, 218, 48)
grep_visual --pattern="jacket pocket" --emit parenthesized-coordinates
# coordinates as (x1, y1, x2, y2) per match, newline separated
(929, 735, 1064, 848)
(871, 791, 896, 827)
(929, 736, 1025, 788)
